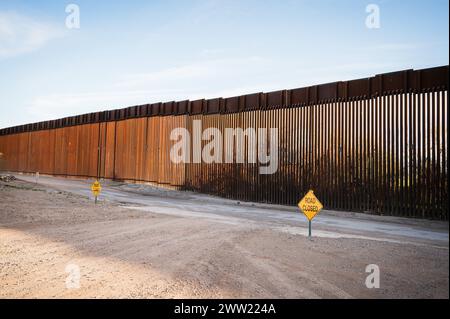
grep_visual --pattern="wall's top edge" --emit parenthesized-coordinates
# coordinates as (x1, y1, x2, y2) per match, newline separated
(0, 65, 448, 136)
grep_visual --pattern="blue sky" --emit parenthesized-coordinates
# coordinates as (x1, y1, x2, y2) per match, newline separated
(0, 0, 448, 128)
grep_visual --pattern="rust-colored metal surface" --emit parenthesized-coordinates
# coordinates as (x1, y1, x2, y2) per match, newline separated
(0, 66, 448, 219)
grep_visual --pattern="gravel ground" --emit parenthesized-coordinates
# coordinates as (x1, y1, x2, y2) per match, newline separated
(0, 179, 448, 298)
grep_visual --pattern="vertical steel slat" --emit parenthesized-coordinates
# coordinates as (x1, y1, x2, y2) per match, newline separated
(416, 93, 422, 217)
(357, 99, 362, 211)
(372, 97, 376, 213)
(431, 92, 437, 217)
(435, 92, 441, 218)
(336, 100, 339, 208)
(426, 92, 432, 218)
(352, 99, 356, 211)
(426, 92, 431, 217)
(443, 91, 448, 218)
(408, 92, 413, 216)
(397, 94, 401, 215)
(308, 104, 313, 192)
(295, 106, 299, 204)
(420, 92, 426, 217)
(347, 100, 352, 210)
(326, 102, 330, 206)
(333, 101, 338, 208)
(338, 101, 343, 210)
(389, 95, 395, 215)
(402, 94, 407, 215)
(409, 92, 415, 217)
(381, 95, 387, 214)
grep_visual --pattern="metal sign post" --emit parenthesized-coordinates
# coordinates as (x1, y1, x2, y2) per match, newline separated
(308, 220, 312, 238)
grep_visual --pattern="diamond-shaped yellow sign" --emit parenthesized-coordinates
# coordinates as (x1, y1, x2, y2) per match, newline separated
(91, 180, 101, 196)
(298, 190, 323, 221)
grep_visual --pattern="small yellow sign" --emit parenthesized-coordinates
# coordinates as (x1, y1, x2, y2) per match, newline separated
(91, 180, 102, 197)
(298, 190, 323, 221)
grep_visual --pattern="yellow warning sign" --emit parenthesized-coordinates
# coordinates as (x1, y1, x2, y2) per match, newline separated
(91, 180, 102, 197)
(298, 190, 323, 221)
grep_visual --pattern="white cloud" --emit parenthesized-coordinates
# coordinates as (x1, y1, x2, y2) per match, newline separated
(364, 43, 421, 51)
(0, 11, 65, 59)
(26, 87, 224, 122)
(199, 48, 225, 58)
(116, 56, 267, 89)
(26, 90, 175, 120)
(24, 56, 271, 121)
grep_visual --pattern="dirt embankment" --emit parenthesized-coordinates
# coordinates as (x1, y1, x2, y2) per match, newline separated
(0, 179, 448, 298)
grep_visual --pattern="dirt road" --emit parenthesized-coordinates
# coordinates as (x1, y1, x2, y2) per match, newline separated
(0, 176, 448, 298)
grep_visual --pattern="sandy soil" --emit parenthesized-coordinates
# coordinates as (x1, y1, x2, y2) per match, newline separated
(0, 179, 448, 298)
